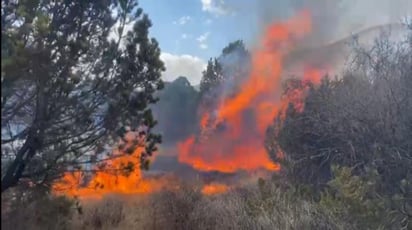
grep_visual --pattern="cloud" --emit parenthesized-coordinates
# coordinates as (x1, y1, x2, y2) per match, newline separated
(196, 32, 210, 43)
(197, 32, 210, 49)
(199, 44, 208, 49)
(201, 0, 231, 16)
(173, 16, 192, 25)
(160, 53, 207, 85)
(181, 33, 193, 39)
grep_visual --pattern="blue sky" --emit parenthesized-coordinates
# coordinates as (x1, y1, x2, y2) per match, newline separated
(139, 0, 258, 60)
(137, 0, 262, 85)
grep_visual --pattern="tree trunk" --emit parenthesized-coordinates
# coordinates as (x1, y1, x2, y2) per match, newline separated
(1, 138, 35, 192)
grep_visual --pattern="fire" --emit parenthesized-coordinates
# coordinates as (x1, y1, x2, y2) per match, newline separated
(52, 132, 170, 199)
(178, 10, 323, 173)
(303, 67, 323, 85)
(200, 113, 210, 129)
(201, 183, 229, 195)
(53, 10, 327, 199)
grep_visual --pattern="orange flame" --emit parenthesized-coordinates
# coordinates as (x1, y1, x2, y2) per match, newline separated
(53, 10, 327, 199)
(178, 11, 323, 173)
(200, 113, 210, 129)
(201, 183, 229, 195)
(52, 133, 170, 199)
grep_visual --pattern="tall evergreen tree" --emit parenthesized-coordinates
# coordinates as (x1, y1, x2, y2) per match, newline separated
(1, 0, 164, 192)
(199, 58, 223, 95)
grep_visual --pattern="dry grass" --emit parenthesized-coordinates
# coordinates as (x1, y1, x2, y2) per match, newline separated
(1, 188, 74, 230)
(2, 183, 350, 230)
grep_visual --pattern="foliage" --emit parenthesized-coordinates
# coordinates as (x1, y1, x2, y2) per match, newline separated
(267, 29, 412, 186)
(2, 184, 350, 230)
(199, 40, 249, 95)
(79, 197, 125, 230)
(199, 40, 250, 111)
(265, 26, 412, 229)
(1, 0, 164, 192)
(2, 188, 75, 230)
(320, 165, 411, 230)
(199, 58, 223, 96)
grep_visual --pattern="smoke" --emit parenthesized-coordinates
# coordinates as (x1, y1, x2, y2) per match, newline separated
(177, 11, 314, 174)
(53, 1, 412, 199)
(211, 45, 251, 111)
(254, 0, 412, 47)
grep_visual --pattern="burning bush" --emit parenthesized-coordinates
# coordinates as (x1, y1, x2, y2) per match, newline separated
(177, 10, 323, 175)
(266, 23, 412, 229)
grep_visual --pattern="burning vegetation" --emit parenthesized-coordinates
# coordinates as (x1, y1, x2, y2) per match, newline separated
(51, 10, 328, 198)
(52, 132, 177, 199)
(2, 0, 411, 229)
(201, 183, 229, 195)
(177, 11, 323, 174)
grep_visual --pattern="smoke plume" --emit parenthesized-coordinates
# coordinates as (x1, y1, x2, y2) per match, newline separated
(253, 0, 411, 47)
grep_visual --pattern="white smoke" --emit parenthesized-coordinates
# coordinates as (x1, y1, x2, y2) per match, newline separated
(253, 0, 412, 47)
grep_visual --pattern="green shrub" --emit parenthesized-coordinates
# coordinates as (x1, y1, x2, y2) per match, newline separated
(320, 165, 411, 230)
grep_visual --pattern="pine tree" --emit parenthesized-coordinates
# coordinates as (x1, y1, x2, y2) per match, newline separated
(1, 0, 164, 192)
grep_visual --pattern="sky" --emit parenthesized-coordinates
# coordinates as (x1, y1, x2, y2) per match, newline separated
(138, 0, 262, 85)
(137, 0, 412, 85)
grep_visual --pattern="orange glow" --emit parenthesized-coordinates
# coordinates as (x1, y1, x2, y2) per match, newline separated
(178, 10, 322, 173)
(201, 183, 229, 195)
(303, 67, 323, 85)
(52, 133, 171, 199)
(53, 10, 328, 199)
(200, 113, 210, 129)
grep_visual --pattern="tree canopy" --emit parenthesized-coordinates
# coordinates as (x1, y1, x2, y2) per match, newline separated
(1, 0, 164, 192)
(199, 40, 250, 112)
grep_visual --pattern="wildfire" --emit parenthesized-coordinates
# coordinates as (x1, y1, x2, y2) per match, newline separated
(52, 132, 171, 199)
(178, 10, 324, 173)
(201, 183, 229, 195)
(53, 10, 327, 199)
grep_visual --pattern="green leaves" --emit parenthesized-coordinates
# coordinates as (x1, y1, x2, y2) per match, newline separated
(200, 58, 223, 94)
(119, 0, 128, 11)
(318, 165, 411, 229)
(34, 13, 50, 36)
(1, 0, 164, 191)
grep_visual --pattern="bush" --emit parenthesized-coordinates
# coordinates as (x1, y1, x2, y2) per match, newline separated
(2, 188, 75, 230)
(146, 186, 202, 230)
(320, 166, 411, 230)
(31, 183, 349, 230)
(265, 26, 412, 229)
(74, 197, 125, 230)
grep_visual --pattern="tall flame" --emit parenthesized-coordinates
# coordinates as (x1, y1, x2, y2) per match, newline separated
(178, 11, 322, 173)
(53, 10, 327, 199)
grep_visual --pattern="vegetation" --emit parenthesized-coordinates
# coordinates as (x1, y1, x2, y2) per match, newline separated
(199, 40, 250, 111)
(1, 0, 164, 192)
(1, 0, 411, 229)
(265, 25, 412, 229)
(150, 40, 250, 144)
(2, 185, 349, 230)
(199, 40, 250, 96)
